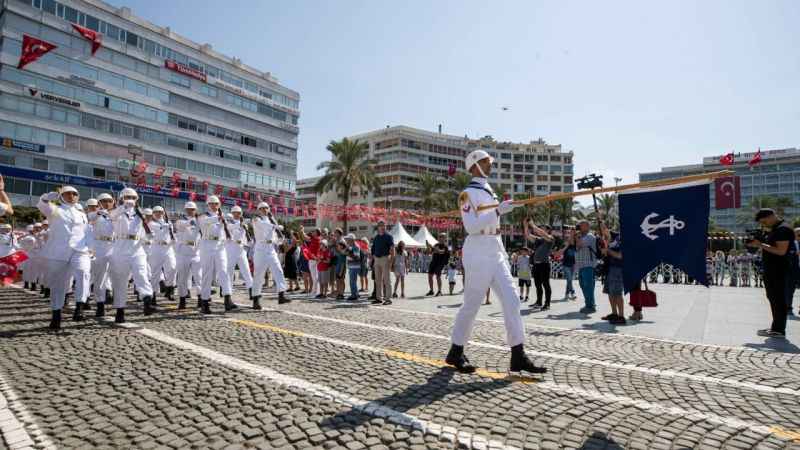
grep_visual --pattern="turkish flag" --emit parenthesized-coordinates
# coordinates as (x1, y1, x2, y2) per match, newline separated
(71, 24, 102, 56)
(17, 35, 56, 70)
(0, 251, 28, 285)
(719, 153, 734, 166)
(714, 176, 741, 209)
(748, 148, 762, 167)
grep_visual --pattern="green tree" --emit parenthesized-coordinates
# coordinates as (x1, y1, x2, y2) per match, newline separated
(737, 195, 795, 226)
(597, 193, 619, 230)
(413, 172, 444, 215)
(314, 138, 380, 232)
(9, 206, 43, 226)
(441, 172, 472, 211)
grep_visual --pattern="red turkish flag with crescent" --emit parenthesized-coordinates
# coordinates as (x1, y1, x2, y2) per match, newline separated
(714, 176, 741, 210)
(17, 35, 56, 70)
(71, 24, 102, 55)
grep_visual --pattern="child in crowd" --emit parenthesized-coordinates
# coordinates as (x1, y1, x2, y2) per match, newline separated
(316, 241, 331, 299)
(516, 247, 532, 302)
(447, 261, 457, 295)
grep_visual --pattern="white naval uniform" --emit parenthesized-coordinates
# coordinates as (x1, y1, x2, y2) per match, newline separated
(37, 195, 91, 310)
(88, 210, 114, 303)
(174, 215, 202, 298)
(225, 219, 253, 290)
(19, 233, 37, 284)
(147, 219, 177, 292)
(0, 233, 16, 257)
(197, 211, 232, 300)
(251, 214, 286, 296)
(451, 177, 525, 347)
(108, 205, 154, 308)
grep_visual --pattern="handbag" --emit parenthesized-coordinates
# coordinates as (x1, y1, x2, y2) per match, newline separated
(629, 279, 658, 308)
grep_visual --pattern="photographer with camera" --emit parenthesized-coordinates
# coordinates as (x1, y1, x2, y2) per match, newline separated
(747, 208, 794, 338)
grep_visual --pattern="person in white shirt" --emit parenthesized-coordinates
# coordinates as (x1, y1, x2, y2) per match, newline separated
(108, 188, 154, 323)
(174, 202, 203, 310)
(251, 202, 289, 307)
(37, 186, 91, 329)
(148, 206, 177, 304)
(19, 225, 37, 290)
(225, 205, 254, 302)
(446, 150, 546, 376)
(87, 193, 115, 317)
(197, 196, 234, 313)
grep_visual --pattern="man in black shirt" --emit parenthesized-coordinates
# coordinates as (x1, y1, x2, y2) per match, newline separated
(747, 208, 794, 338)
(426, 233, 450, 296)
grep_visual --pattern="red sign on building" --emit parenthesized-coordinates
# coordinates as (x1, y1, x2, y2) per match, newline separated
(165, 60, 207, 83)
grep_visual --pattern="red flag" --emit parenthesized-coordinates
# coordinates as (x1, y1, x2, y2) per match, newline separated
(170, 186, 180, 198)
(71, 24, 102, 56)
(243, 191, 250, 201)
(748, 148, 762, 167)
(447, 163, 456, 177)
(0, 251, 29, 285)
(187, 176, 196, 190)
(135, 175, 146, 187)
(154, 183, 162, 193)
(719, 153, 734, 166)
(132, 161, 149, 177)
(17, 35, 57, 70)
(189, 192, 197, 201)
(228, 188, 238, 198)
(714, 176, 741, 209)
(170, 171, 182, 186)
(214, 184, 223, 195)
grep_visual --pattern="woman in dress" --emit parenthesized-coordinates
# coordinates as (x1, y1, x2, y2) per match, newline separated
(391, 241, 409, 298)
(283, 238, 299, 292)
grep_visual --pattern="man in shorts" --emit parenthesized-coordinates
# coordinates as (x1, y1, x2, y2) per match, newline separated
(517, 247, 532, 302)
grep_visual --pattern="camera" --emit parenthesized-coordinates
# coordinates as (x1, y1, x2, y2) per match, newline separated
(576, 174, 603, 190)
(744, 228, 766, 254)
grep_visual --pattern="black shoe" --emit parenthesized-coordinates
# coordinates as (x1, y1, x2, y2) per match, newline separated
(115, 308, 125, 324)
(540, 303, 550, 311)
(510, 345, 547, 374)
(49, 309, 62, 330)
(201, 300, 212, 315)
(105, 291, 113, 304)
(72, 302, 85, 321)
(757, 329, 786, 338)
(95, 302, 105, 318)
(249, 288, 254, 300)
(314, 294, 324, 299)
(178, 297, 187, 310)
(371, 299, 383, 305)
(392, 293, 398, 299)
(252, 297, 262, 310)
(197, 295, 202, 309)
(224, 295, 238, 311)
(278, 292, 290, 305)
(425, 290, 434, 296)
(165, 286, 174, 301)
(159, 280, 167, 294)
(521, 296, 528, 303)
(610, 316, 627, 325)
(435, 291, 442, 297)
(601, 314, 617, 321)
(43, 287, 50, 299)
(143, 296, 155, 316)
(24, 282, 29, 290)
(382, 300, 392, 306)
(347, 296, 359, 301)
(445, 344, 476, 373)
(532, 301, 542, 310)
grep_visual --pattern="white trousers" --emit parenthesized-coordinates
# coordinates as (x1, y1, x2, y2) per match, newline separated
(451, 236, 525, 347)
(91, 255, 112, 303)
(110, 252, 153, 308)
(226, 244, 253, 289)
(176, 252, 202, 298)
(46, 253, 91, 310)
(149, 247, 177, 291)
(199, 244, 231, 300)
(253, 247, 286, 296)
(309, 259, 319, 295)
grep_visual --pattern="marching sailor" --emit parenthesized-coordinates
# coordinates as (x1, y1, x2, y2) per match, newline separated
(88, 193, 115, 317)
(251, 202, 289, 306)
(174, 202, 203, 310)
(36, 186, 91, 329)
(20, 225, 36, 290)
(225, 205, 254, 303)
(446, 150, 547, 376)
(108, 188, 154, 323)
(148, 206, 177, 303)
(196, 196, 234, 314)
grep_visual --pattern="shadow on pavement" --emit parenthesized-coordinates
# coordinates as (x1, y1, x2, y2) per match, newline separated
(578, 432, 624, 449)
(743, 338, 800, 354)
(437, 303, 462, 309)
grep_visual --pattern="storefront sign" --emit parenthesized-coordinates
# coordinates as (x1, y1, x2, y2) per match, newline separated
(27, 88, 81, 108)
(1, 136, 45, 154)
(165, 60, 207, 83)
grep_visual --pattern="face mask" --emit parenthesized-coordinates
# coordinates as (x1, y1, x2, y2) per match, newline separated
(124, 199, 135, 207)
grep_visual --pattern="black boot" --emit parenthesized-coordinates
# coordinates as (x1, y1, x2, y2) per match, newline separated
(40, 285, 45, 295)
(24, 282, 29, 290)
(224, 295, 238, 311)
(31, 282, 37, 291)
(541, 301, 550, 311)
(143, 296, 155, 316)
(95, 302, 105, 318)
(49, 309, 62, 331)
(115, 308, 125, 324)
(201, 300, 212, 315)
(196, 294, 202, 309)
(278, 291, 290, 305)
(72, 302, 85, 321)
(509, 344, 547, 375)
(151, 295, 158, 307)
(165, 286, 174, 301)
(445, 344, 476, 373)
(105, 291, 113, 304)
(248, 287, 253, 300)
(178, 297, 187, 310)
(159, 280, 167, 294)
(252, 296, 262, 310)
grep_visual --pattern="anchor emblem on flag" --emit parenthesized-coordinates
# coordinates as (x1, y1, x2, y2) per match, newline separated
(640, 212, 686, 241)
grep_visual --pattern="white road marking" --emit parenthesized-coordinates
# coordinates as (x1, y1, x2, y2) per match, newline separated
(124, 323, 522, 450)
(0, 371, 56, 450)
(234, 304, 800, 397)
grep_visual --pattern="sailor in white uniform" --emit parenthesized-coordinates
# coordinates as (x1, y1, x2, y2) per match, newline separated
(251, 202, 289, 306)
(88, 193, 115, 317)
(36, 186, 91, 329)
(446, 150, 547, 376)
(148, 205, 177, 303)
(19, 225, 36, 290)
(196, 196, 234, 313)
(174, 202, 203, 310)
(225, 205, 254, 302)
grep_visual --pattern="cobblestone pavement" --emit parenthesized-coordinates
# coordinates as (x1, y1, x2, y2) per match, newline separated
(1, 283, 799, 449)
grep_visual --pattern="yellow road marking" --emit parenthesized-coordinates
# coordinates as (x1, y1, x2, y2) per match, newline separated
(770, 426, 800, 442)
(231, 319, 538, 384)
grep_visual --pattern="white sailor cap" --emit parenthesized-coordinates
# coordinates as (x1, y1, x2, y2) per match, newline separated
(33, 222, 42, 228)
(60, 185, 78, 195)
(42, 220, 49, 225)
(184, 202, 197, 210)
(231, 205, 242, 213)
(465, 150, 494, 170)
(26, 225, 34, 232)
(0, 223, 11, 230)
(206, 195, 221, 205)
(257, 202, 270, 210)
(86, 198, 98, 206)
(143, 208, 153, 215)
(97, 193, 113, 201)
(152, 206, 164, 213)
(120, 187, 138, 199)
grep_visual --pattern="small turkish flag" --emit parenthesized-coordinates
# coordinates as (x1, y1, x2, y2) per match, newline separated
(714, 176, 741, 209)
(71, 24, 102, 56)
(447, 163, 456, 177)
(17, 35, 56, 70)
(748, 148, 762, 167)
(719, 153, 734, 166)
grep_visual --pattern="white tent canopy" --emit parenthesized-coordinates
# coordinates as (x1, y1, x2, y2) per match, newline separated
(389, 222, 424, 248)
(413, 225, 438, 247)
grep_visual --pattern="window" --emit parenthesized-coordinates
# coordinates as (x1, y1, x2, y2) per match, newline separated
(170, 73, 191, 89)
(33, 158, 48, 170)
(64, 162, 78, 175)
(93, 168, 106, 179)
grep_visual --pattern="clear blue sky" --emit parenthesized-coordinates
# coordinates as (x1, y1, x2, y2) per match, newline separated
(109, 0, 799, 186)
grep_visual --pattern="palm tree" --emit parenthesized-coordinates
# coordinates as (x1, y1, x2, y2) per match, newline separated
(441, 172, 473, 211)
(315, 138, 380, 232)
(413, 172, 444, 215)
(597, 193, 619, 230)
(552, 199, 578, 226)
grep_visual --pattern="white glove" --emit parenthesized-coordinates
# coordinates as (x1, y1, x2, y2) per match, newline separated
(277, 225, 284, 231)
(43, 192, 59, 202)
(497, 200, 516, 215)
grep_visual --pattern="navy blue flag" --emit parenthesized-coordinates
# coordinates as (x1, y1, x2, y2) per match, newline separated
(618, 182, 710, 293)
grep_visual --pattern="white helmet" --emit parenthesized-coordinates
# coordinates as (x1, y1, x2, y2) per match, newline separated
(120, 188, 138, 199)
(465, 150, 494, 171)
(0, 224, 11, 230)
(34, 222, 42, 228)
(42, 220, 49, 225)
(184, 202, 197, 210)
(231, 205, 242, 213)
(26, 225, 34, 232)
(257, 202, 270, 210)
(206, 195, 221, 205)
(86, 198, 98, 206)
(97, 193, 113, 201)
(143, 208, 153, 216)
(60, 185, 78, 195)
(152, 206, 164, 213)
